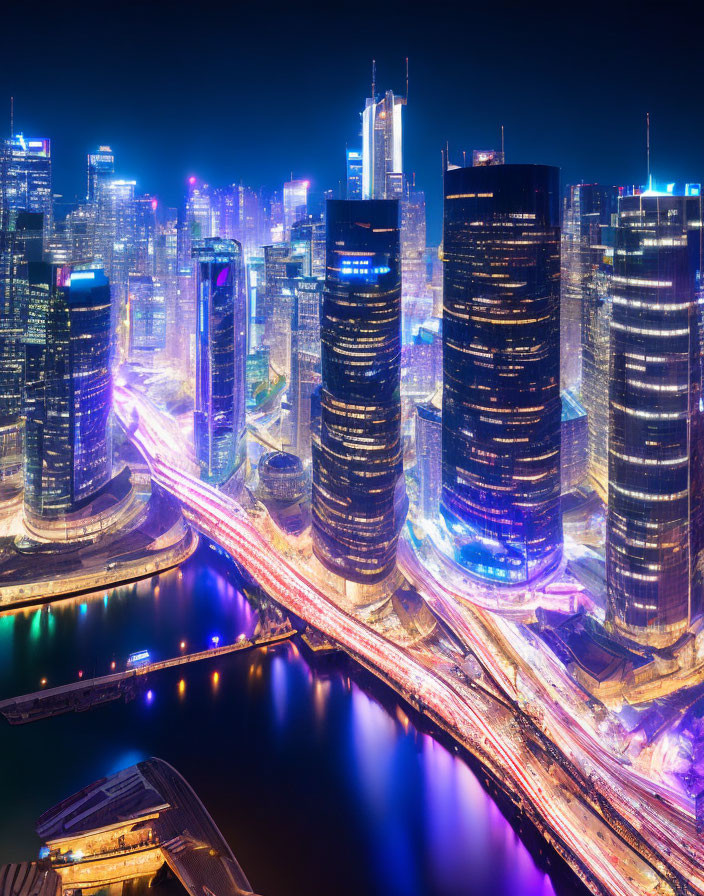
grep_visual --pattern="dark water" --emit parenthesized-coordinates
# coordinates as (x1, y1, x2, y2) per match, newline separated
(0, 541, 585, 896)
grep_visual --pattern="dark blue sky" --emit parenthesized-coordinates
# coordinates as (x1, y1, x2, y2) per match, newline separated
(2, 0, 702, 242)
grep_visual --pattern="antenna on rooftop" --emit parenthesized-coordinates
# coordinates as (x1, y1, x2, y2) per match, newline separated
(10, 96, 13, 138)
(371, 60, 376, 101)
(501, 124, 505, 158)
(646, 112, 651, 187)
(405, 57, 409, 101)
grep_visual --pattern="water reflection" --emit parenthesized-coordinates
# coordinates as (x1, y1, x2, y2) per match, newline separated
(0, 540, 584, 896)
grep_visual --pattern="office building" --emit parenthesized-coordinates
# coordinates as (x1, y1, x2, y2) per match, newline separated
(312, 199, 407, 583)
(562, 183, 620, 393)
(24, 268, 112, 522)
(415, 397, 442, 521)
(441, 162, 562, 583)
(0, 214, 44, 496)
(346, 149, 363, 199)
(87, 146, 115, 202)
(283, 179, 309, 237)
(607, 190, 704, 646)
(193, 238, 246, 483)
(128, 274, 166, 360)
(560, 390, 588, 494)
(362, 87, 406, 200)
(288, 276, 322, 462)
(0, 135, 52, 243)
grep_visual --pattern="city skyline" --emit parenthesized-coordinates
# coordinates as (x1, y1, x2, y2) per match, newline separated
(5, 6, 704, 896)
(3, 1, 702, 243)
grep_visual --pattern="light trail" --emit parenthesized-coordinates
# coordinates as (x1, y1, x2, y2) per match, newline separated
(114, 384, 692, 896)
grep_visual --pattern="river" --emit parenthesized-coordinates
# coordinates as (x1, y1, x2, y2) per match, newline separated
(0, 539, 587, 896)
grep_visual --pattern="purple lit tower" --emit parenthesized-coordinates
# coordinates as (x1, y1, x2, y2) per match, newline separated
(193, 238, 246, 483)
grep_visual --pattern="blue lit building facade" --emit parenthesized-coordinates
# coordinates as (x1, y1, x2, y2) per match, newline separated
(607, 191, 704, 647)
(24, 268, 113, 521)
(346, 149, 363, 199)
(128, 274, 166, 359)
(312, 199, 407, 583)
(441, 163, 562, 583)
(0, 135, 52, 238)
(193, 238, 246, 484)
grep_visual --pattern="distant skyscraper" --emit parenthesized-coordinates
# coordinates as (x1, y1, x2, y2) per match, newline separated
(95, 178, 137, 326)
(0, 214, 43, 496)
(290, 215, 326, 278)
(346, 149, 363, 199)
(193, 238, 246, 483)
(415, 398, 442, 521)
(283, 179, 309, 237)
(186, 178, 213, 241)
(442, 163, 562, 583)
(561, 184, 619, 393)
(607, 191, 704, 647)
(87, 146, 115, 202)
(312, 199, 407, 584)
(560, 390, 588, 493)
(24, 267, 113, 522)
(0, 135, 52, 239)
(362, 86, 406, 200)
(128, 274, 166, 360)
(288, 276, 322, 462)
(401, 185, 427, 301)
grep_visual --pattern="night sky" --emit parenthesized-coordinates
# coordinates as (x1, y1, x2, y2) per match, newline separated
(2, 0, 702, 241)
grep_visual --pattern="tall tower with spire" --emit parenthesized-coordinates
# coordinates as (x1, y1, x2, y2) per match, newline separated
(361, 60, 408, 200)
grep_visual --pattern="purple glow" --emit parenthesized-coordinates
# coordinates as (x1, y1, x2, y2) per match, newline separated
(216, 267, 229, 288)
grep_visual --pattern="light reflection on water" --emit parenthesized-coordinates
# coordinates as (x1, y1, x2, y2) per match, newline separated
(0, 540, 582, 896)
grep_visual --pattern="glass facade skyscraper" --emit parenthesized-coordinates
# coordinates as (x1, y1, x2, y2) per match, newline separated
(128, 274, 166, 359)
(561, 184, 620, 393)
(346, 149, 363, 199)
(362, 90, 405, 200)
(24, 267, 113, 521)
(441, 163, 562, 583)
(607, 192, 704, 647)
(288, 276, 322, 463)
(0, 135, 52, 237)
(312, 199, 407, 583)
(193, 238, 247, 484)
(87, 146, 115, 202)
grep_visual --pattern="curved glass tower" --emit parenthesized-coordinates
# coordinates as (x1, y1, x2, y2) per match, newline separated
(441, 163, 562, 583)
(193, 238, 246, 484)
(607, 193, 704, 647)
(312, 199, 407, 583)
(24, 267, 112, 520)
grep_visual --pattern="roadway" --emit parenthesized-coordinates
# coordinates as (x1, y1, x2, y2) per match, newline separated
(113, 383, 696, 896)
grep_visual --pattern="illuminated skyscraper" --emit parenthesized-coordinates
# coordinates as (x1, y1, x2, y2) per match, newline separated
(362, 84, 406, 200)
(193, 238, 246, 483)
(290, 215, 326, 278)
(561, 184, 619, 392)
(24, 268, 113, 522)
(283, 179, 309, 237)
(607, 190, 704, 646)
(288, 276, 322, 462)
(128, 274, 166, 360)
(0, 214, 43, 495)
(186, 177, 213, 241)
(94, 178, 137, 328)
(87, 146, 115, 202)
(0, 135, 52, 239)
(560, 390, 588, 493)
(415, 397, 442, 521)
(312, 199, 407, 583)
(346, 149, 363, 199)
(442, 163, 562, 582)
